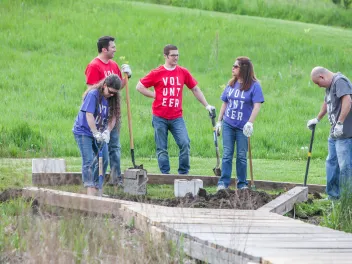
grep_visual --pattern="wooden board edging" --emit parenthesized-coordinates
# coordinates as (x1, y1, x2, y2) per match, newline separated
(32, 172, 326, 193)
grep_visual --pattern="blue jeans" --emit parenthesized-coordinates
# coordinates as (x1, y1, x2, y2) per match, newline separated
(152, 115, 190, 174)
(326, 137, 352, 199)
(74, 134, 109, 188)
(218, 121, 248, 188)
(108, 125, 122, 184)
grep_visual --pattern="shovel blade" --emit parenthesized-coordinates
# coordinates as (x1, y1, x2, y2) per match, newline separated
(213, 167, 221, 177)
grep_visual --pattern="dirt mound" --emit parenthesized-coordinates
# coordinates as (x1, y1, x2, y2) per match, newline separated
(0, 188, 23, 202)
(110, 188, 274, 210)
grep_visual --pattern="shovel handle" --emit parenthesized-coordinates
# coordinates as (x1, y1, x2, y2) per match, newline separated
(248, 137, 254, 186)
(304, 125, 316, 186)
(124, 73, 134, 150)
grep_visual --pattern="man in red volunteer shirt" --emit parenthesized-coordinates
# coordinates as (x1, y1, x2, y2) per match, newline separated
(136, 44, 215, 174)
(85, 36, 132, 186)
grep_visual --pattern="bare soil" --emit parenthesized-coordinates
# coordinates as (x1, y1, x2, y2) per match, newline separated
(109, 188, 275, 210)
(0, 188, 23, 202)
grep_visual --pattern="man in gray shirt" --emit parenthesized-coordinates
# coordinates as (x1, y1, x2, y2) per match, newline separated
(307, 66, 352, 200)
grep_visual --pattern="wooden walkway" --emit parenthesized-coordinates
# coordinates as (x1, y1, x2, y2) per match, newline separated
(23, 187, 352, 264)
(121, 203, 352, 264)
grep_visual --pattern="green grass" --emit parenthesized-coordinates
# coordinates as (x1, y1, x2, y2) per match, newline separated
(1, 0, 352, 159)
(0, 157, 326, 191)
(129, 0, 352, 28)
(0, 198, 187, 263)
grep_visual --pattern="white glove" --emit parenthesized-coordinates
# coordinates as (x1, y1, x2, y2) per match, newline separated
(92, 131, 104, 143)
(121, 64, 132, 78)
(205, 105, 215, 113)
(101, 130, 110, 144)
(243, 122, 253, 137)
(215, 121, 222, 136)
(307, 118, 319, 130)
(333, 122, 343, 137)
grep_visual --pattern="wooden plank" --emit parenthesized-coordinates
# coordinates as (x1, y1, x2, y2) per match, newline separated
(21, 186, 352, 264)
(257, 186, 308, 215)
(32, 172, 326, 193)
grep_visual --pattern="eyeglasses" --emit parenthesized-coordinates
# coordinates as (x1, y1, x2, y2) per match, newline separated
(108, 88, 118, 95)
(233, 64, 240, 69)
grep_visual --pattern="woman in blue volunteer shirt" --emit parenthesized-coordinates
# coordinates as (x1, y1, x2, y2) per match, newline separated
(73, 74, 121, 196)
(215, 57, 264, 191)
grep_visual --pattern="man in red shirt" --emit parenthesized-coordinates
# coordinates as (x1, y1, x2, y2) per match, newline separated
(136, 44, 214, 174)
(85, 36, 132, 186)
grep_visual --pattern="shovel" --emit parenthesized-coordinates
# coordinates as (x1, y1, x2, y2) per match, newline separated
(304, 124, 316, 186)
(209, 108, 221, 176)
(248, 137, 256, 190)
(98, 144, 104, 196)
(124, 73, 143, 169)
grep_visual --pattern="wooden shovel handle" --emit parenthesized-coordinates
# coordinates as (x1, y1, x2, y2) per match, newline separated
(124, 73, 134, 149)
(248, 137, 254, 185)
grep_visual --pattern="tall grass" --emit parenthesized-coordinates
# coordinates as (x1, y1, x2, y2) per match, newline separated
(0, 198, 188, 263)
(129, 0, 352, 28)
(321, 184, 352, 233)
(1, 0, 352, 159)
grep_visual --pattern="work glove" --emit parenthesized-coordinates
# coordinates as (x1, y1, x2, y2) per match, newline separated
(243, 122, 253, 137)
(307, 118, 319, 130)
(333, 122, 343, 137)
(215, 121, 222, 136)
(121, 64, 132, 78)
(92, 131, 104, 143)
(102, 129, 110, 144)
(205, 105, 215, 113)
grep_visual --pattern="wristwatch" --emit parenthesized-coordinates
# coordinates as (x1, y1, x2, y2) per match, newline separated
(337, 121, 343, 125)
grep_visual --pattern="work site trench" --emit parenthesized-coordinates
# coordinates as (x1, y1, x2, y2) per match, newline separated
(0, 187, 330, 226)
(1, 187, 273, 210)
(107, 187, 274, 210)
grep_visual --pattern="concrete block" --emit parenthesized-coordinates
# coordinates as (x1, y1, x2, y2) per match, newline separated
(32, 159, 66, 173)
(123, 169, 148, 195)
(174, 179, 203, 197)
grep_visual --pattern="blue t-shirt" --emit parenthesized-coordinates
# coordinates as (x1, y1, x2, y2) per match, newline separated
(221, 81, 264, 129)
(72, 89, 109, 137)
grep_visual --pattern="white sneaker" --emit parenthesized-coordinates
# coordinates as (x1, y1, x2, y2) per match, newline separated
(217, 183, 226, 191)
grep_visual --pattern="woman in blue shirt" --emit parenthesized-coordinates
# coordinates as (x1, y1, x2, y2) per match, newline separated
(73, 74, 121, 195)
(215, 57, 264, 191)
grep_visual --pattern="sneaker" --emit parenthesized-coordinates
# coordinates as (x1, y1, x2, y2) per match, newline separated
(217, 183, 226, 191)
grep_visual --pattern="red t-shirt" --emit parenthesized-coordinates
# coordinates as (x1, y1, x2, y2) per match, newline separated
(140, 65, 198, 120)
(85, 57, 122, 85)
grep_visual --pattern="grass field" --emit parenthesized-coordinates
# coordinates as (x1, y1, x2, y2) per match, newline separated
(129, 0, 352, 28)
(0, 157, 326, 191)
(2, 1, 352, 261)
(1, 0, 352, 160)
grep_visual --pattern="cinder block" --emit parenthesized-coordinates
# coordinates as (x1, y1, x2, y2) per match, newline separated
(32, 159, 66, 173)
(123, 169, 148, 195)
(174, 179, 203, 197)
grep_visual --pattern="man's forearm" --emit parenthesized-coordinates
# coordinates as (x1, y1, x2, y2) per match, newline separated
(192, 86, 208, 107)
(317, 102, 327, 121)
(136, 82, 155, 98)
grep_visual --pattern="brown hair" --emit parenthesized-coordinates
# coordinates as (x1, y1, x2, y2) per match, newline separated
(82, 74, 121, 129)
(97, 36, 115, 53)
(163, 44, 178, 55)
(229, 56, 257, 91)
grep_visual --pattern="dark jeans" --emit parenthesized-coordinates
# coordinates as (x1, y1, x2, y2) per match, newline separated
(108, 125, 122, 184)
(152, 115, 190, 174)
(74, 134, 108, 188)
(218, 121, 248, 188)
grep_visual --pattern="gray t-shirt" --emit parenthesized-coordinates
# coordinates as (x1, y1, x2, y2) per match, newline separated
(325, 73, 352, 138)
